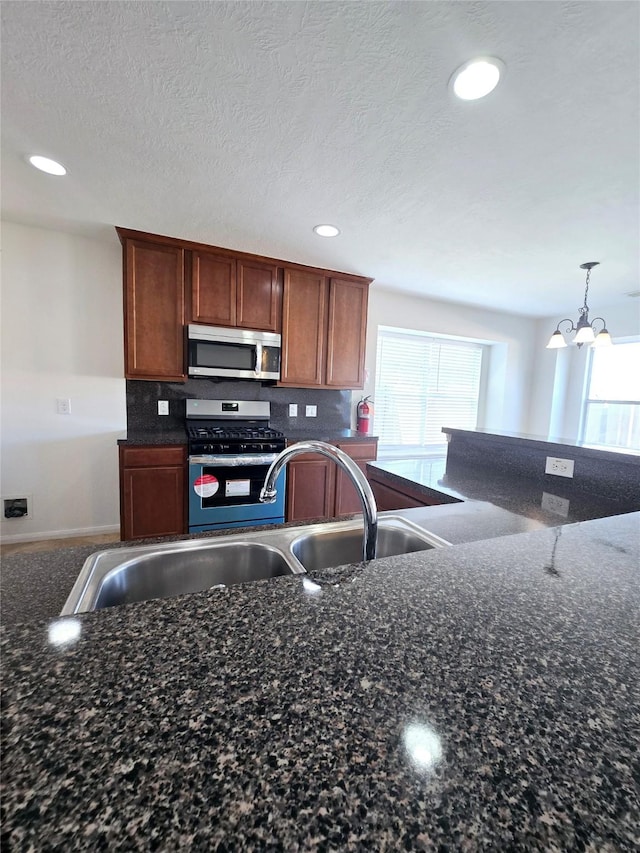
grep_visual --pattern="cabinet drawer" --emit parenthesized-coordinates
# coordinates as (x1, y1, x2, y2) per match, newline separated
(336, 440, 378, 461)
(120, 446, 186, 468)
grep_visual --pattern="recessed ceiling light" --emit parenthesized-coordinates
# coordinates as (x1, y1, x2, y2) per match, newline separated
(450, 57, 504, 101)
(313, 224, 340, 238)
(28, 155, 67, 176)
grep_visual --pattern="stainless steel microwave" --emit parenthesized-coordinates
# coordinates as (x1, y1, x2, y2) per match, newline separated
(187, 325, 281, 381)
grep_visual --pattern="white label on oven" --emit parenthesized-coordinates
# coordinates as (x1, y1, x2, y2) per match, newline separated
(194, 474, 219, 498)
(226, 479, 251, 497)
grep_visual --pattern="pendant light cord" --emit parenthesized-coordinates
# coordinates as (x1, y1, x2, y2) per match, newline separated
(581, 266, 591, 313)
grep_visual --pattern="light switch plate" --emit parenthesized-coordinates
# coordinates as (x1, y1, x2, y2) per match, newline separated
(305, 405, 317, 417)
(288, 404, 298, 417)
(158, 400, 169, 416)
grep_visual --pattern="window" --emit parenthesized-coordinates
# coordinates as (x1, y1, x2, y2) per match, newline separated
(581, 341, 640, 451)
(374, 327, 484, 456)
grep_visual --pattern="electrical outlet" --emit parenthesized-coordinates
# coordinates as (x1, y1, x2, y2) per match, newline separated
(158, 400, 169, 416)
(56, 398, 71, 415)
(3, 496, 31, 519)
(305, 405, 317, 417)
(288, 404, 298, 417)
(541, 492, 570, 517)
(545, 456, 575, 478)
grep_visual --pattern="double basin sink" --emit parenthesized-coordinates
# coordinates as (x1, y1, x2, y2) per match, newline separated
(61, 515, 450, 615)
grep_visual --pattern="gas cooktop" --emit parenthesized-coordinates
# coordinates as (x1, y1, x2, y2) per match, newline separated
(185, 399, 286, 455)
(187, 426, 286, 455)
(187, 426, 285, 441)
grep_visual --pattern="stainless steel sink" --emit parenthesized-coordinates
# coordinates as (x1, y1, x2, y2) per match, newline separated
(290, 518, 450, 572)
(61, 515, 450, 615)
(62, 539, 303, 614)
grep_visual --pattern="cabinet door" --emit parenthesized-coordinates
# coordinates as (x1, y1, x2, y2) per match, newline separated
(237, 260, 282, 332)
(124, 239, 185, 380)
(280, 269, 327, 386)
(334, 440, 378, 516)
(120, 446, 186, 540)
(286, 456, 335, 522)
(191, 250, 237, 326)
(325, 278, 369, 388)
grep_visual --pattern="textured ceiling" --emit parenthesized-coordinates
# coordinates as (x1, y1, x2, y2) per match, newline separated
(1, 0, 638, 317)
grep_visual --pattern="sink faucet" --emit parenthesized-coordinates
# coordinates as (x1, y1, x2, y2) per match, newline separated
(260, 440, 378, 561)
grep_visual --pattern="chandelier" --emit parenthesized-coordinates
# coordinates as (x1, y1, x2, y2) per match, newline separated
(546, 262, 613, 349)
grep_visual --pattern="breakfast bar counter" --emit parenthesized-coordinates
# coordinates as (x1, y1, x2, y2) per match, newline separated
(2, 509, 639, 850)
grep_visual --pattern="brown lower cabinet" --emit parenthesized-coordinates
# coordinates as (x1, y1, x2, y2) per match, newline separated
(119, 445, 187, 541)
(367, 467, 445, 511)
(285, 438, 378, 522)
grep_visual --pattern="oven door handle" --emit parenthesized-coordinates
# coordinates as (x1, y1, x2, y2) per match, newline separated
(189, 454, 278, 467)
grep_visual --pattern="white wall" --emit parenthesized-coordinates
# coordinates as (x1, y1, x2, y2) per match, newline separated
(529, 300, 640, 441)
(1, 221, 126, 542)
(356, 286, 538, 439)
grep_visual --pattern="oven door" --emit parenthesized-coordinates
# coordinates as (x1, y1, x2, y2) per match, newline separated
(188, 455, 286, 532)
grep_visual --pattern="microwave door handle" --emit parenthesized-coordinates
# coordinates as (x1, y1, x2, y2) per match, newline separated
(254, 343, 262, 374)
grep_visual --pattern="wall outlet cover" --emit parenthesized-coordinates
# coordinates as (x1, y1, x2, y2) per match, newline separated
(56, 398, 71, 415)
(305, 405, 317, 417)
(288, 404, 298, 417)
(3, 496, 31, 520)
(158, 400, 169, 416)
(545, 456, 575, 478)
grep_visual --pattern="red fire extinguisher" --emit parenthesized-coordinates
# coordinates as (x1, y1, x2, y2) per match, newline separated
(357, 396, 373, 434)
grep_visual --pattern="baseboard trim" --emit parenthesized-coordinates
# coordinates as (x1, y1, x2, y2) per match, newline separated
(0, 524, 120, 544)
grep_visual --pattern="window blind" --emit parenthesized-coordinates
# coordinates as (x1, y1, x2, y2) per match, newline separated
(374, 329, 483, 452)
(581, 341, 640, 451)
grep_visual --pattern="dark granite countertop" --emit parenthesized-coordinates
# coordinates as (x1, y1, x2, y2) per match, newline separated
(442, 427, 640, 462)
(285, 429, 377, 443)
(2, 511, 639, 849)
(117, 429, 187, 446)
(369, 457, 640, 525)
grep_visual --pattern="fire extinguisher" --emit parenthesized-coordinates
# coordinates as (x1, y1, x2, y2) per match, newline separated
(357, 396, 373, 434)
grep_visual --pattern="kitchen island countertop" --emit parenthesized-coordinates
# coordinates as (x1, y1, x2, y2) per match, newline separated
(368, 456, 639, 524)
(2, 509, 639, 850)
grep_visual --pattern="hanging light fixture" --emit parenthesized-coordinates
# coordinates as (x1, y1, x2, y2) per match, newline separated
(546, 262, 613, 349)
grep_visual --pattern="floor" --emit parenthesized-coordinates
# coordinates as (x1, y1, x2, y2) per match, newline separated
(1, 533, 120, 558)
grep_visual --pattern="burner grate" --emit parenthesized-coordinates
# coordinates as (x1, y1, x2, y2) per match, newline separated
(187, 426, 285, 440)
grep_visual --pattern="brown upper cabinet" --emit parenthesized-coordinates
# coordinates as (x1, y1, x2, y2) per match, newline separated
(116, 227, 371, 385)
(326, 277, 369, 388)
(191, 251, 281, 333)
(122, 236, 186, 381)
(280, 271, 369, 389)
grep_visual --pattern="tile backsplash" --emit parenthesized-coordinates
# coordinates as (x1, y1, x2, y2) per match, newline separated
(126, 379, 352, 434)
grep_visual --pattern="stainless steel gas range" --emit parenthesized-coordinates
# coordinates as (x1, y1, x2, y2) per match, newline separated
(186, 400, 286, 533)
